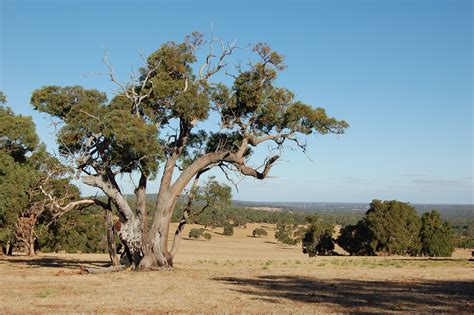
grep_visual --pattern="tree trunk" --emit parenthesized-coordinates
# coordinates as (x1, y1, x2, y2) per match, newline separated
(138, 215, 173, 270)
(16, 212, 37, 256)
(26, 240, 35, 256)
(27, 224, 36, 256)
(82, 160, 209, 271)
(104, 209, 120, 266)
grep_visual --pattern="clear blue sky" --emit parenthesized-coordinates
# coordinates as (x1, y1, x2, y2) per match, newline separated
(1, 0, 472, 204)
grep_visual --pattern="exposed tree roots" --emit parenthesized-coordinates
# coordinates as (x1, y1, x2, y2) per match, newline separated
(80, 265, 127, 274)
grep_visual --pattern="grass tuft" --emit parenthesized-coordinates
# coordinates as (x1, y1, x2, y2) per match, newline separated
(36, 288, 55, 298)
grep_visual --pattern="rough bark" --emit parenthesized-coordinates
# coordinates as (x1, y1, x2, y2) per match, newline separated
(136, 173, 149, 254)
(16, 212, 37, 256)
(82, 174, 143, 267)
(104, 209, 119, 266)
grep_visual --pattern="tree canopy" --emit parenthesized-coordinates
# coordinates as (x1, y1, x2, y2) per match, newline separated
(0, 92, 97, 255)
(336, 200, 455, 257)
(1, 95, 41, 249)
(420, 210, 454, 257)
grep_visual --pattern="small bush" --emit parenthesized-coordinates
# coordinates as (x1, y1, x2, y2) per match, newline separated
(189, 228, 204, 240)
(223, 223, 234, 236)
(203, 232, 212, 240)
(253, 227, 268, 237)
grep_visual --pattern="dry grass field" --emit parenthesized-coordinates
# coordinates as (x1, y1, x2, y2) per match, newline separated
(1, 223, 473, 314)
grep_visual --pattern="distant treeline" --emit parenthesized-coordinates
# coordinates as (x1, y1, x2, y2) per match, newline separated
(234, 200, 474, 218)
(24, 196, 474, 254)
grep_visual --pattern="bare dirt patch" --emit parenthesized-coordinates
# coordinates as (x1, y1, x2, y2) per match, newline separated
(1, 223, 472, 313)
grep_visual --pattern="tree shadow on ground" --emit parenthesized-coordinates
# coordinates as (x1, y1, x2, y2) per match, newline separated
(389, 258, 471, 262)
(213, 275, 473, 312)
(0, 256, 110, 269)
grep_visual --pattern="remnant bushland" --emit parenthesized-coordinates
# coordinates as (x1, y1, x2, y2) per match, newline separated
(1, 223, 472, 313)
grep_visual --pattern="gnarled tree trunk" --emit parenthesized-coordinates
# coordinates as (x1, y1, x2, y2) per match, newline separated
(16, 213, 37, 256)
(104, 209, 120, 266)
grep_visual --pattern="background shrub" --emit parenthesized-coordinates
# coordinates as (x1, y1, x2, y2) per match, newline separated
(223, 223, 234, 236)
(252, 227, 268, 237)
(189, 228, 205, 240)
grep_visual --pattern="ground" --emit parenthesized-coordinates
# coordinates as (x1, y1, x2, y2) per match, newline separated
(1, 223, 473, 314)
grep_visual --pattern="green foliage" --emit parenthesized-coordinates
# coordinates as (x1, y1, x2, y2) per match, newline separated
(420, 210, 454, 257)
(0, 96, 41, 244)
(40, 207, 108, 253)
(252, 227, 268, 237)
(218, 43, 348, 138)
(144, 36, 211, 123)
(337, 221, 374, 255)
(182, 204, 314, 231)
(203, 232, 212, 240)
(31, 87, 162, 176)
(0, 91, 6, 104)
(452, 220, 474, 249)
(193, 207, 227, 228)
(364, 200, 421, 255)
(222, 223, 234, 236)
(456, 236, 474, 249)
(195, 177, 232, 211)
(0, 105, 39, 162)
(0, 152, 35, 243)
(302, 216, 335, 256)
(336, 200, 457, 257)
(0, 92, 84, 252)
(176, 178, 234, 229)
(32, 34, 347, 190)
(274, 223, 300, 245)
(188, 228, 205, 240)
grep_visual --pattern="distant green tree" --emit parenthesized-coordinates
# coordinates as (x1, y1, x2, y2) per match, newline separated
(420, 210, 454, 257)
(195, 208, 228, 228)
(230, 212, 248, 228)
(337, 221, 374, 255)
(302, 216, 335, 256)
(190, 177, 232, 227)
(274, 223, 299, 245)
(452, 221, 474, 249)
(337, 200, 421, 256)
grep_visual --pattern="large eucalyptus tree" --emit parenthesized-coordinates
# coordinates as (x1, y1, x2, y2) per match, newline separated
(32, 33, 348, 270)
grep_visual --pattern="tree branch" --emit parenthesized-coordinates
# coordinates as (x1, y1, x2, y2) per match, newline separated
(170, 167, 210, 257)
(82, 175, 134, 221)
(235, 155, 279, 180)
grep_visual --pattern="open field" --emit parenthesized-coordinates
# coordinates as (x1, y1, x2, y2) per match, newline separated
(1, 223, 473, 314)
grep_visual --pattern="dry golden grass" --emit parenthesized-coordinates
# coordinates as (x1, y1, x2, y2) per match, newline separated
(1, 223, 473, 314)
